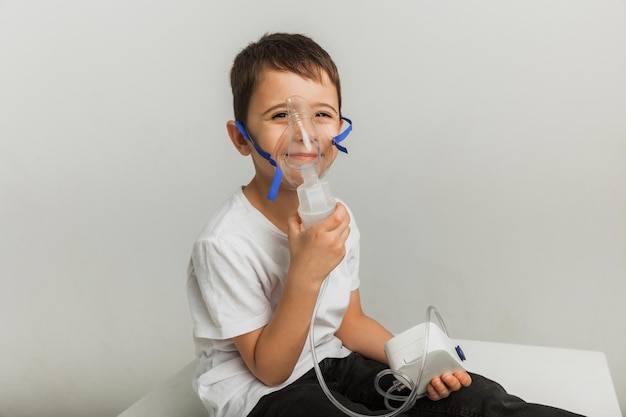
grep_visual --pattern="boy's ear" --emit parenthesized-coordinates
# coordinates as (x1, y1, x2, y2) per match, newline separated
(226, 120, 251, 156)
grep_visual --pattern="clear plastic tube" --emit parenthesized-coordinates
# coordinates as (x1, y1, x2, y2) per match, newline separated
(308, 279, 453, 416)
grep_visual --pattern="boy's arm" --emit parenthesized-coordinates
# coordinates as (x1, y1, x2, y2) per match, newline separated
(334, 289, 394, 364)
(233, 203, 351, 387)
(335, 289, 472, 401)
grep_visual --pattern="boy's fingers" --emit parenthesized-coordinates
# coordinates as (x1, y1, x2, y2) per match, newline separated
(442, 373, 462, 391)
(315, 202, 348, 232)
(286, 213, 298, 230)
(429, 377, 451, 399)
(427, 372, 471, 401)
(454, 371, 472, 387)
(426, 383, 441, 401)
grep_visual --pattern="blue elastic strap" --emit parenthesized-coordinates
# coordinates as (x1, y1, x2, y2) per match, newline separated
(332, 117, 352, 154)
(235, 120, 282, 201)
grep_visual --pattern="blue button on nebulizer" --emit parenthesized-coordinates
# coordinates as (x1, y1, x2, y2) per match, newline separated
(455, 345, 466, 361)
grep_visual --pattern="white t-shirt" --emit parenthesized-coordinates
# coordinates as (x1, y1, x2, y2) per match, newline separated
(187, 188, 360, 417)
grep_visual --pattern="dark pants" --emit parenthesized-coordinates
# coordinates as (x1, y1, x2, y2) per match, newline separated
(248, 353, 585, 417)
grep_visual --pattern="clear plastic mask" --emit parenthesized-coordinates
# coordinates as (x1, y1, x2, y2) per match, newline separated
(273, 96, 335, 190)
(235, 97, 351, 201)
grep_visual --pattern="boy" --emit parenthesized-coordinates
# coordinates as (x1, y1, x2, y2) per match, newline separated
(187, 32, 584, 417)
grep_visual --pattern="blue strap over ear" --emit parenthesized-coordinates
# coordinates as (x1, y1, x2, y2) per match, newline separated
(332, 117, 352, 154)
(235, 120, 282, 201)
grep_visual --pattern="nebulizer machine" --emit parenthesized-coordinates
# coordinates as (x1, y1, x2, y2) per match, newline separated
(238, 96, 467, 416)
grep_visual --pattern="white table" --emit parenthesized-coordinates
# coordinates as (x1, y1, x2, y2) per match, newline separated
(457, 339, 622, 417)
(118, 340, 622, 417)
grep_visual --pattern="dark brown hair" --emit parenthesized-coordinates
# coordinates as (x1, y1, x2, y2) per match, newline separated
(230, 33, 341, 125)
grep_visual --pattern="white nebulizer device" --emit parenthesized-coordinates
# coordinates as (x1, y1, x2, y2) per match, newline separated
(383, 308, 467, 397)
(311, 299, 467, 417)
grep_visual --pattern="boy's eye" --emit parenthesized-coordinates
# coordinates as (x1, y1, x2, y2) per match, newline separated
(271, 111, 335, 120)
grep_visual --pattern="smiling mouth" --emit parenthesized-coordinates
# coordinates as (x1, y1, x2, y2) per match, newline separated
(286, 153, 319, 162)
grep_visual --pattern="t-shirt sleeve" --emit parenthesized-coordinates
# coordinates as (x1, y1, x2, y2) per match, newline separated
(189, 236, 273, 340)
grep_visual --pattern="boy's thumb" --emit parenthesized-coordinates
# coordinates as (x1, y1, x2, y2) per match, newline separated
(287, 212, 304, 234)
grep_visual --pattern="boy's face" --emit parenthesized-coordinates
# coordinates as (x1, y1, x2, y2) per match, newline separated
(244, 68, 341, 192)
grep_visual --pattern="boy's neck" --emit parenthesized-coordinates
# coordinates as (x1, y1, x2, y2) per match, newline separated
(243, 177, 299, 234)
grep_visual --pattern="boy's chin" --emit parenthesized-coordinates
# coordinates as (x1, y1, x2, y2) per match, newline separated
(280, 180, 303, 191)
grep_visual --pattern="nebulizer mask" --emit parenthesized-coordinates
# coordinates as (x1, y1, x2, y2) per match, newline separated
(275, 96, 340, 227)
(235, 96, 351, 218)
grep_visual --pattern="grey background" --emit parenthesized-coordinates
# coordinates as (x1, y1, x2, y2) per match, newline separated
(1, 1, 624, 416)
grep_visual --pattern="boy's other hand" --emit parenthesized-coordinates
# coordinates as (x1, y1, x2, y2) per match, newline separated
(426, 371, 472, 401)
(286, 202, 350, 286)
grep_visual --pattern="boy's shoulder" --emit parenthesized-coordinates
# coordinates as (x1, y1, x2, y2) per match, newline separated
(194, 188, 284, 245)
